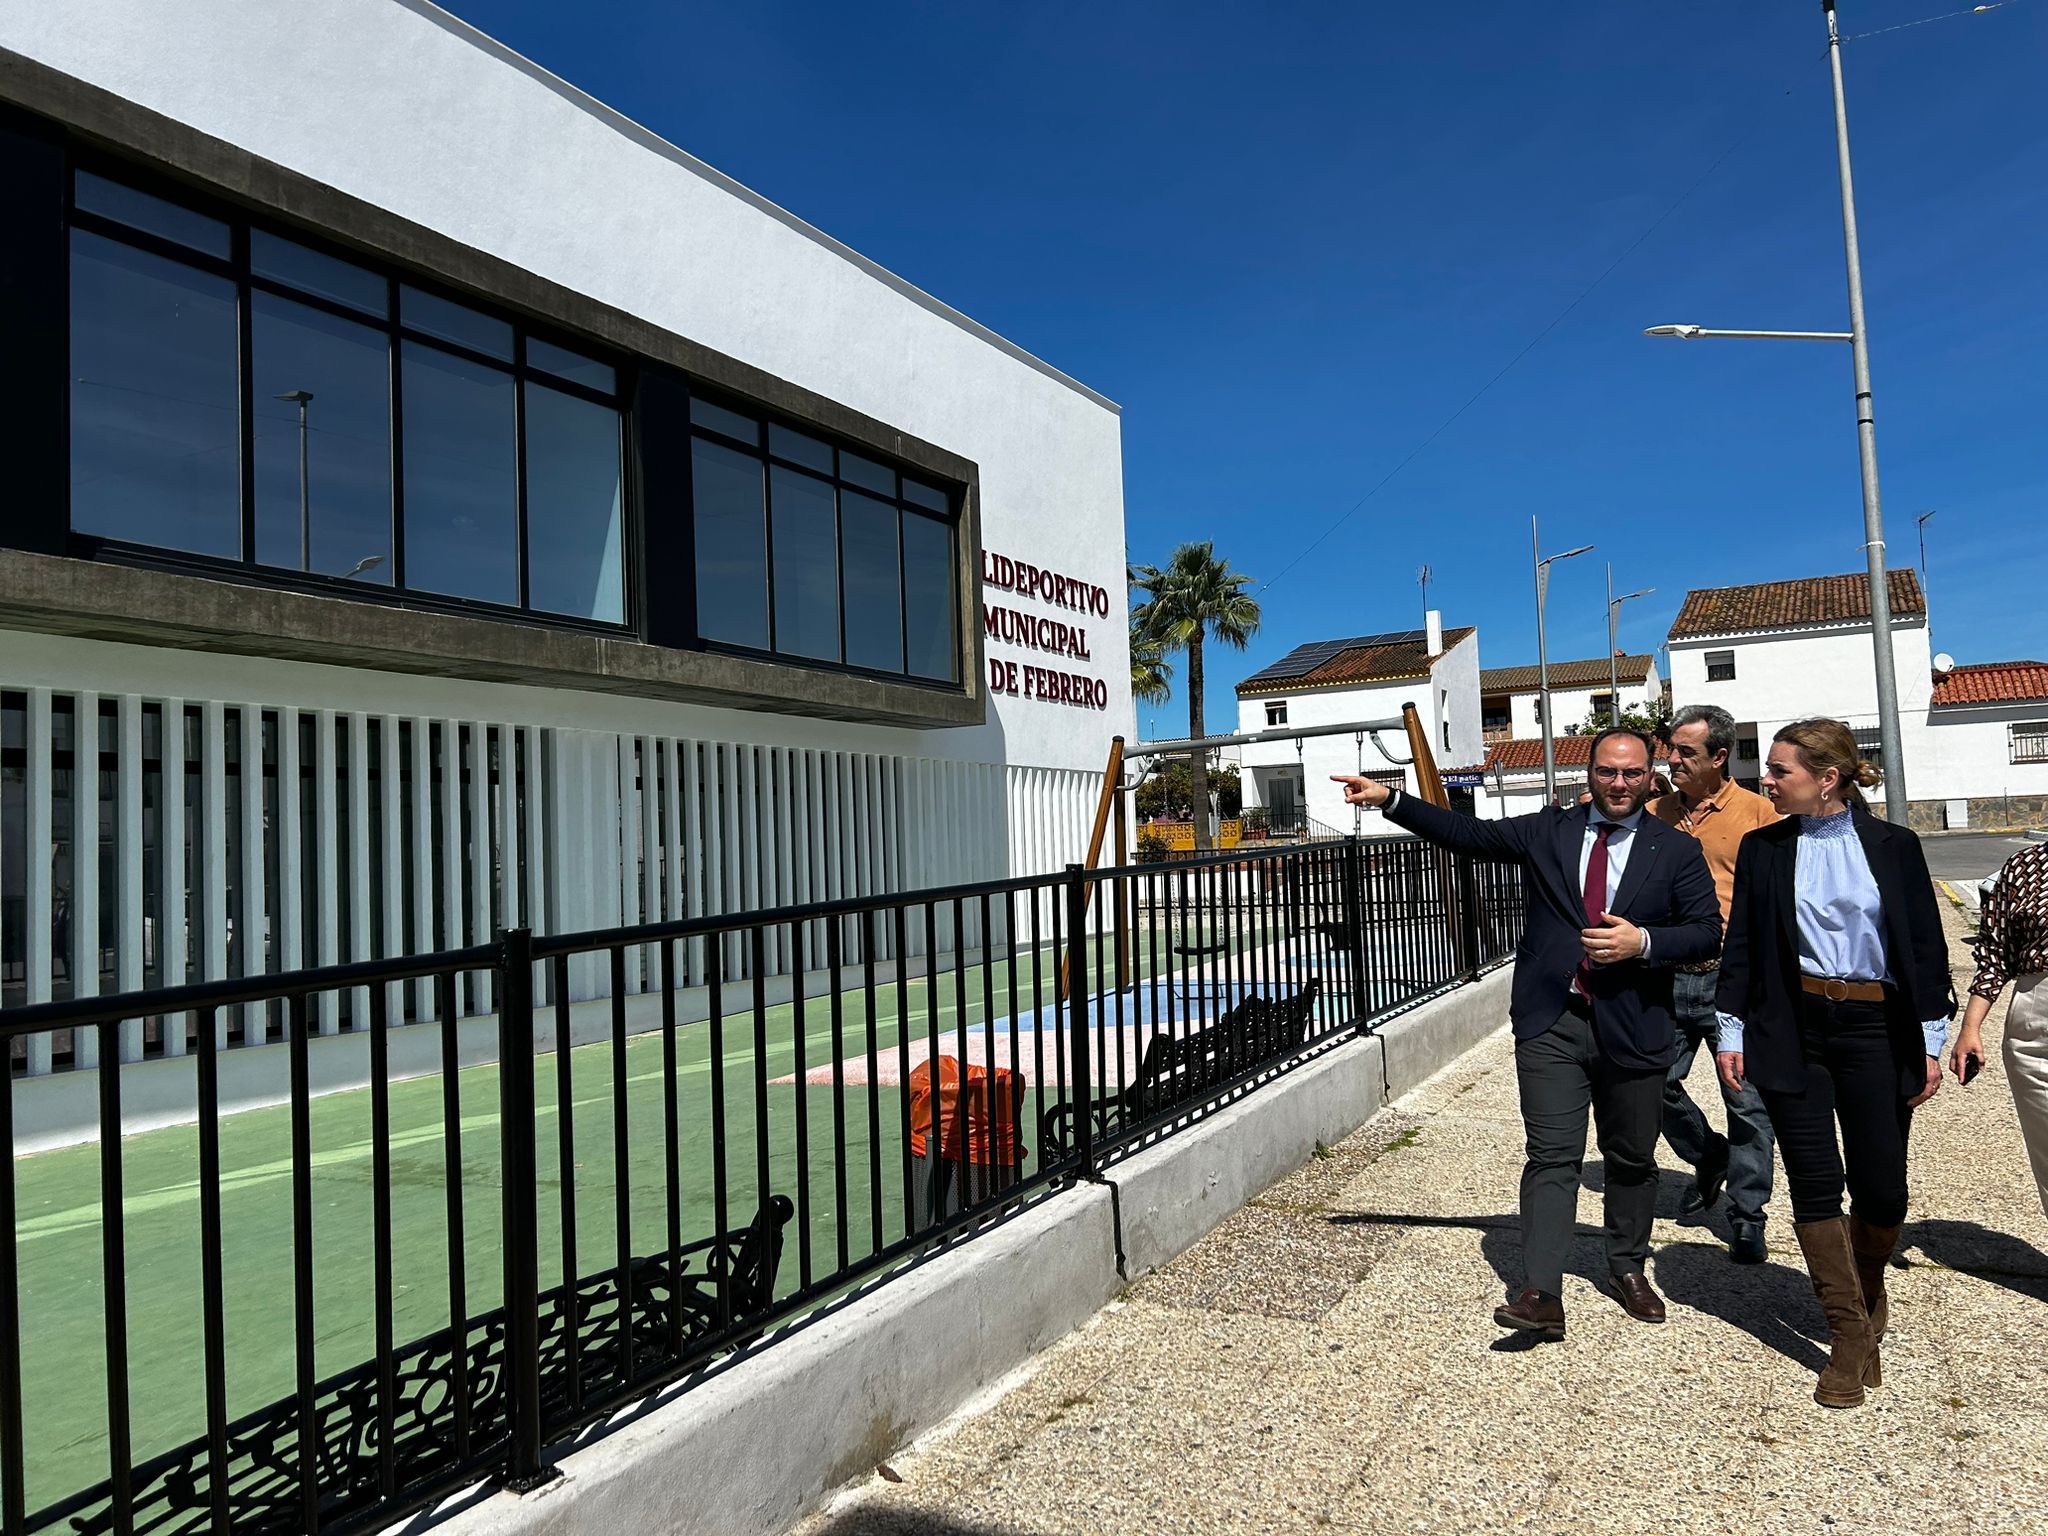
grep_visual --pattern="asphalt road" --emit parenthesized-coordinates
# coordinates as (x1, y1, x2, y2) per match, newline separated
(1920, 829, 2037, 886)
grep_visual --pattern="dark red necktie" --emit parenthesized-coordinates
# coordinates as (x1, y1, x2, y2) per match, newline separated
(1574, 822, 1617, 999)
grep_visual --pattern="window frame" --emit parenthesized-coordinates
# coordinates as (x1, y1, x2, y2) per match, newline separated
(1264, 700, 1289, 728)
(62, 151, 636, 635)
(1705, 650, 1737, 683)
(683, 382, 963, 688)
(2010, 721, 2048, 766)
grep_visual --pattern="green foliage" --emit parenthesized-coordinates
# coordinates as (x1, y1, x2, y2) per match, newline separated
(1570, 696, 1672, 739)
(1129, 627, 1173, 706)
(1134, 829, 1172, 864)
(1132, 760, 1240, 819)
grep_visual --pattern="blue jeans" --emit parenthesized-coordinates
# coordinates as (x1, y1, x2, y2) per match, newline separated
(1662, 968, 1775, 1234)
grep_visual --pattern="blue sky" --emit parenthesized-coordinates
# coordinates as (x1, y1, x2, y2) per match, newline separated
(444, 0, 2046, 736)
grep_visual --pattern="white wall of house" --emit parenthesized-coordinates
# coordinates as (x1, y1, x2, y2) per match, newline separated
(1501, 660, 1662, 738)
(1920, 705, 2048, 804)
(1667, 621, 1934, 783)
(1238, 634, 1480, 838)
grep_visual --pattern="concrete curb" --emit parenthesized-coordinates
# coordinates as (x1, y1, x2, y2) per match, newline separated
(432, 966, 1513, 1536)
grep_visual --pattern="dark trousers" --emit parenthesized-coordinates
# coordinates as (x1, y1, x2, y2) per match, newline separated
(1514, 1007, 1665, 1297)
(1756, 995, 1915, 1227)
(1662, 968, 1775, 1234)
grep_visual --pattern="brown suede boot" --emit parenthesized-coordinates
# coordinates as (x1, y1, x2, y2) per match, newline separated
(1794, 1216, 1875, 1409)
(1848, 1215, 1900, 1388)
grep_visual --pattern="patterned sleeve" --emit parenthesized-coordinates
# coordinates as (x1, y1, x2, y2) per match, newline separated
(1970, 864, 2010, 1000)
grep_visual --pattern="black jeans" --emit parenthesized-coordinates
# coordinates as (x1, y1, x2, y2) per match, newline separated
(1514, 1007, 1665, 1297)
(1756, 994, 1915, 1227)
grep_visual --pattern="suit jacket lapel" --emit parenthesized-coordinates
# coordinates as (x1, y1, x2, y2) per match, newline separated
(1774, 828, 1801, 964)
(1556, 804, 1590, 919)
(1608, 817, 1658, 918)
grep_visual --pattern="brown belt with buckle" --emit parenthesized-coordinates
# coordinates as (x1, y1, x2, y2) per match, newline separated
(1800, 975, 1887, 1003)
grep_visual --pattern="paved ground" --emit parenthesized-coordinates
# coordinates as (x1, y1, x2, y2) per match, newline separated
(796, 891, 2048, 1536)
(1923, 829, 2036, 888)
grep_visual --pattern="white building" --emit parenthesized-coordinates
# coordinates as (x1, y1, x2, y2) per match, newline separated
(1665, 569, 2044, 831)
(1922, 662, 2048, 830)
(0, 0, 1130, 1074)
(1480, 654, 1661, 743)
(1234, 613, 1481, 837)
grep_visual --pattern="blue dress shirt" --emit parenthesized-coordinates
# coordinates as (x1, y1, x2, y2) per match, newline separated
(1717, 807, 1947, 1058)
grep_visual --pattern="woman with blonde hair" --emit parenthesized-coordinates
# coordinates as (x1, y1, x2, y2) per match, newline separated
(1715, 719, 1953, 1408)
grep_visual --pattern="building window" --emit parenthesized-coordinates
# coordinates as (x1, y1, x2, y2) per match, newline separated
(687, 398, 959, 683)
(1590, 692, 1614, 721)
(1852, 727, 1884, 770)
(2011, 721, 2048, 765)
(1706, 650, 1737, 682)
(1736, 728, 1760, 763)
(1264, 701, 1288, 728)
(66, 164, 627, 625)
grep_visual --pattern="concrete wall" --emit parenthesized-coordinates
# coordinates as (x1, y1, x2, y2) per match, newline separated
(435, 965, 1515, 1536)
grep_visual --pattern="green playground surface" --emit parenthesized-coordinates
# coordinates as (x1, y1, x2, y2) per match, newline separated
(11, 916, 1304, 1517)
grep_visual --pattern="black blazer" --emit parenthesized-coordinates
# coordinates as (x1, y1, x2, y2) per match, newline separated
(1384, 795, 1721, 1070)
(1715, 800, 1955, 1095)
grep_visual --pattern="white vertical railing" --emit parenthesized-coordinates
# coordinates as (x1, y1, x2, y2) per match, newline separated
(71, 690, 101, 1070)
(315, 708, 340, 1034)
(24, 689, 54, 1075)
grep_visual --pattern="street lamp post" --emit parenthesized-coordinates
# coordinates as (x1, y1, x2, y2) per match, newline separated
(274, 389, 314, 571)
(1916, 510, 1936, 609)
(1637, 1, 1909, 822)
(1605, 564, 1655, 728)
(1532, 519, 1594, 805)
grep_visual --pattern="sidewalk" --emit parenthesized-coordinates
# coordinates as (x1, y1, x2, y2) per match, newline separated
(794, 893, 2048, 1536)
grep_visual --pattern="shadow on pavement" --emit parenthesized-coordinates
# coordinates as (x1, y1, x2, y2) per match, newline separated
(806, 1511, 1046, 1536)
(1903, 1218, 2048, 1305)
(1652, 1239, 1826, 1372)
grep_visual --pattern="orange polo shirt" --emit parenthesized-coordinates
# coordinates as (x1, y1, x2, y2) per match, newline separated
(1649, 777, 1780, 927)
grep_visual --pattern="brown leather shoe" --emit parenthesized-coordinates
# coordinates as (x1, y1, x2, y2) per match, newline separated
(1607, 1272, 1667, 1324)
(1493, 1288, 1565, 1340)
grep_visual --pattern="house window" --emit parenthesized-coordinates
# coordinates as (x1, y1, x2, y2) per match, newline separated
(688, 398, 958, 682)
(1264, 701, 1288, 728)
(1736, 728, 1760, 763)
(1706, 651, 1737, 682)
(66, 165, 627, 625)
(1852, 727, 1884, 770)
(1591, 693, 1614, 721)
(2012, 721, 2048, 765)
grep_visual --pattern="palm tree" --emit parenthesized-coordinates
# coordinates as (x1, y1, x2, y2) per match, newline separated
(1130, 627, 1174, 708)
(1130, 542, 1261, 849)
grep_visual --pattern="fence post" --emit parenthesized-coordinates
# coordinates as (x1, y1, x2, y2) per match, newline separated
(1341, 837, 1370, 1029)
(1455, 854, 1484, 980)
(496, 928, 552, 1492)
(1064, 865, 1095, 1178)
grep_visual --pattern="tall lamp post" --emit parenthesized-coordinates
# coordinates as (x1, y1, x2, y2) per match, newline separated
(1916, 509, 1936, 610)
(1639, 0, 1908, 822)
(274, 389, 314, 571)
(1532, 519, 1594, 806)
(1605, 565, 1655, 728)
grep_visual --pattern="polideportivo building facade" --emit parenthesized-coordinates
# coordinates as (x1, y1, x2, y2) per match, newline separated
(0, 0, 1130, 1078)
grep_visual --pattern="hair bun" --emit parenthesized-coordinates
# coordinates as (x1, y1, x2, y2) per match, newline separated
(1854, 761, 1884, 788)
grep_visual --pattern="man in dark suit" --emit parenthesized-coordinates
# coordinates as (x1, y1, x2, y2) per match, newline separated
(1333, 728, 1721, 1339)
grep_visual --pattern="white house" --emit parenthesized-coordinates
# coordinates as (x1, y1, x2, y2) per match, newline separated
(0, 0, 1131, 1074)
(1480, 654, 1661, 743)
(1234, 612, 1481, 838)
(1922, 662, 2048, 830)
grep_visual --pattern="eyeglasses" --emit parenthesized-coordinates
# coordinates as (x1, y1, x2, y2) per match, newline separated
(1591, 767, 1650, 784)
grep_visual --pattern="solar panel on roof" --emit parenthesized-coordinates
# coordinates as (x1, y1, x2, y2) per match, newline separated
(1239, 629, 1427, 686)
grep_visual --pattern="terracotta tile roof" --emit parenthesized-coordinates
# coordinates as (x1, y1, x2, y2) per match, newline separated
(1445, 736, 1595, 777)
(1481, 656, 1652, 694)
(1668, 569, 1924, 640)
(1931, 660, 2048, 708)
(1236, 626, 1475, 695)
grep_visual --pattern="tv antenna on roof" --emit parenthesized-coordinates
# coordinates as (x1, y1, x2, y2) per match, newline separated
(1418, 564, 1432, 624)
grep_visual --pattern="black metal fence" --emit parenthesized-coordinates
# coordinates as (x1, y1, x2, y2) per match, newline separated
(0, 835, 1522, 1536)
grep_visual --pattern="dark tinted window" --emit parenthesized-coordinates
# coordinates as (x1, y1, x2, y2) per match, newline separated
(251, 231, 388, 316)
(690, 398, 759, 445)
(769, 425, 833, 473)
(401, 342, 518, 605)
(901, 513, 955, 681)
(901, 478, 948, 513)
(770, 466, 840, 661)
(692, 437, 769, 649)
(74, 171, 230, 258)
(527, 337, 616, 395)
(251, 292, 393, 580)
(840, 491, 903, 673)
(69, 231, 241, 557)
(839, 452, 895, 496)
(524, 383, 625, 624)
(401, 285, 513, 361)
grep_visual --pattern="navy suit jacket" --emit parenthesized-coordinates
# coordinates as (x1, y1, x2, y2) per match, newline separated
(1384, 794, 1722, 1070)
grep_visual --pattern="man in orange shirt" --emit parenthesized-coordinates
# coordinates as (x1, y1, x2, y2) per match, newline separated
(1650, 704, 1781, 1264)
